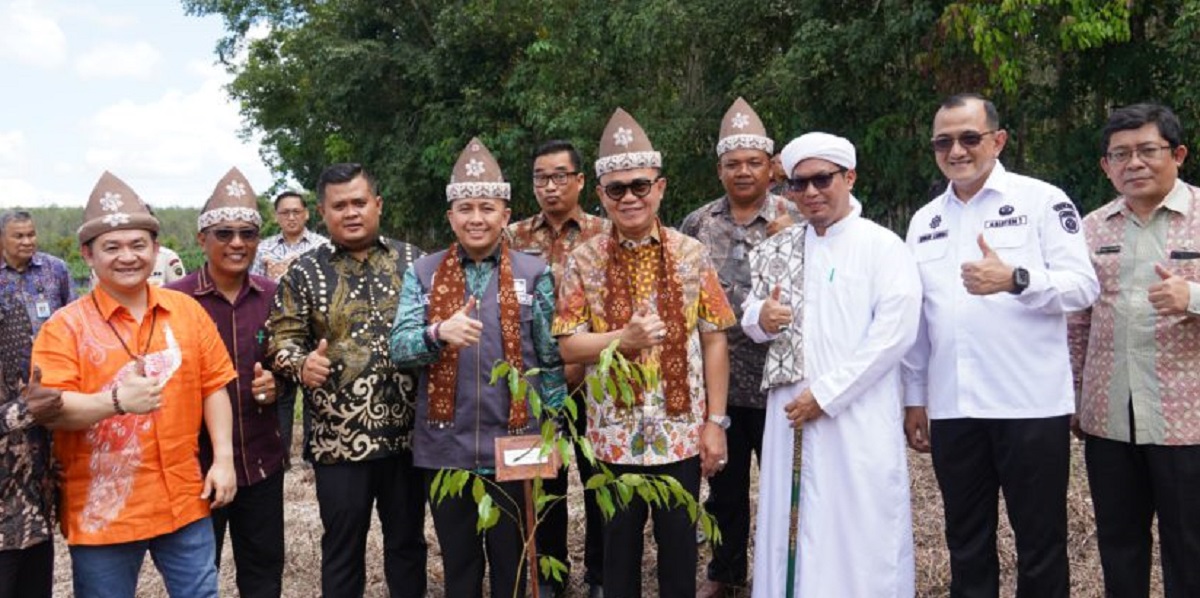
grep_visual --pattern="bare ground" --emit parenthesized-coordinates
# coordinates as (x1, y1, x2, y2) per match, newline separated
(51, 429, 1159, 596)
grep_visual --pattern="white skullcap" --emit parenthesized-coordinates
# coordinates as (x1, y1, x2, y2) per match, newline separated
(780, 132, 857, 176)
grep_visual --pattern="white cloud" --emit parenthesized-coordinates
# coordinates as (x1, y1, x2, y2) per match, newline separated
(75, 41, 162, 80)
(0, 131, 28, 175)
(83, 62, 269, 208)
(0, 0, 68, 68)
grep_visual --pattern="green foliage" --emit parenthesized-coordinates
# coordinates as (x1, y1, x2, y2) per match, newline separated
(431, 341, 719, 597)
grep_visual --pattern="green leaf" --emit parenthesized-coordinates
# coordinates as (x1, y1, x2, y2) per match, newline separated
(490, 361, 510, 385)
(585, 473, 608, 491)
(476, 494, 495, 533)
(472, 475, 485, 503)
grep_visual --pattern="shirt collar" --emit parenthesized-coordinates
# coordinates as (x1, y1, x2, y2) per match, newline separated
(92, 283, 170, 321)
(616, 222, 662, 248)
(194, 264, 264, 297)
(0, 251, 45, 273)
(943, 161, 1010, 207)
(455, 241, 503, 264)
(330, 236, 388, 259)
(1103, 178, 1191, 221)
(529, 209, 585, 234)
(819, 195, 863, 237)
(711, 194, 782, 225)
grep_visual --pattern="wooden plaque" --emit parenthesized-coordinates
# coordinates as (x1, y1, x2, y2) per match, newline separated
(494, 434, 560, 482)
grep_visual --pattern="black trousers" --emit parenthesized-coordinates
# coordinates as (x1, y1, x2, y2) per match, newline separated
(425, 470, 527, 598)
(313, 453, 428, 598)
(1085, 434, 1200, 597)
(277, 388, 299, 465)
(0, 539, 52, 598)
(604, 457, 701, 598)
(930, 416, 1070, 598)
(536, 403, 604, 588)
(211, 469, 285, 598)
(702, 405, 765, 586)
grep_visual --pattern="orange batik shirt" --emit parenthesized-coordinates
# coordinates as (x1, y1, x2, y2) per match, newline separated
(32, 284, 235, 545)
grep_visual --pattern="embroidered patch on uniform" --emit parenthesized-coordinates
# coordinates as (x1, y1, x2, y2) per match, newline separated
(1096, 245, 1121, 255)
(1059, 212, 1080, 234)
(999, 205, 1014, 216)
(984, 216, 1028, 229)
(918, 230, 949, 243)
(930, 215, 942, 229)
(1052, 201, 1077, 214)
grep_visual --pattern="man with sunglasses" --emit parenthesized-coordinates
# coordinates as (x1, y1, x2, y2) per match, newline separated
(267, 163, 427, 598)
(742, 132, 921, 597)
(1068, 103, 1200, 597)
(903, 93, 1098, 597)
(508, 139, 609, 598)
(555, 108, 735, 597)
(166, 168, 287, 597)
(679, 97, 796, 598)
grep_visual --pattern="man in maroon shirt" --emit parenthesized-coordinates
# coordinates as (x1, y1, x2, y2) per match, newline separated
(167, 167, 287, 598)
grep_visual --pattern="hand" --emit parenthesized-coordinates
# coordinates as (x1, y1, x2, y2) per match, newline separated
(1148, 264, 1192, 316)
(24, 366, 62, 425)
(699, 422, 728, 478)
(438, 296, 484, 348)
(1070, 414, 1084, 441)
(116, 370, 165, 414)
(251, 363, 276, 405)
(618, 306, 666, 352)
(302, 339, 331, 389)
(904, 406, 931, 453)
(201, 457, 237, 508)
(757, 285, 793, 335)
(766, 213, 795, 237)
(961, 234, 1015, 295)
(784, 387, 825, 428)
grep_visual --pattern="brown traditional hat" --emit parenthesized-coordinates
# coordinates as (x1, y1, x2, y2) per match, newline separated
(595, 108, 661, 178)
(446, 137, 510, 202)
(77, 171, 159, 244)
(198, 167, 263, 230)
(716, 97, 774, 157)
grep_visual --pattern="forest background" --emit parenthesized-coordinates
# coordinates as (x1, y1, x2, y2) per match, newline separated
(22, 0, 1200, 280)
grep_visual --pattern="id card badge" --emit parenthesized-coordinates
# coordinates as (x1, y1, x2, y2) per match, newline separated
(35, 300, 51, 319)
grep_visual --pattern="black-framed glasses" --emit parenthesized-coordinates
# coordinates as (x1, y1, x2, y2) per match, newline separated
(533, 171, 580, 188)
(786, 169, 845, 193)
(275, 209, 306, 219)
(602, 176, 662, 201)
(208, 228, 260, 243)
(1105, 145, 1174, 164)
(931, 130, 996, 153)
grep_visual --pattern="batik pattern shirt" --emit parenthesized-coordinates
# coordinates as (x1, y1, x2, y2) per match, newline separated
(0, 251, 74, 345)
(679, 193, 797, 408)
(268, 238, 424, 464)
(253, 230, 330, 281)
(508, 211, 610, 285)
(1068, 180, 1200, 445)
(0, 302, 54, 551)
(553, 226, 735, 466)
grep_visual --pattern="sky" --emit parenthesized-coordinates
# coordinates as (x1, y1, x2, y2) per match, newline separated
(0, 0, 272, 209)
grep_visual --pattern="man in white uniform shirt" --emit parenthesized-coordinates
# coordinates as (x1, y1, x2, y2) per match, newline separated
(743, 132, 922, 597)
(902, 93, 1099, 597)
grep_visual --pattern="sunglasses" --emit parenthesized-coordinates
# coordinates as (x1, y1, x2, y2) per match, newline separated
(602, 176, 662, 201)
(931, 130, 996, 153)
(786, 169, 845, 193)
(208, 228, 260, 243)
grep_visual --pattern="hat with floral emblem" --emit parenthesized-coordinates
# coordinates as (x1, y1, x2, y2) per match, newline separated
(446, 137, 510, 202)
(198, 167, 263, 231)
(78, 171, 159, 244)
(595, 108, 661, 178)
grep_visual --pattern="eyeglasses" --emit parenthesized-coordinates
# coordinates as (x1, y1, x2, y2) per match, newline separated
(208, 228, 260, 243)
(786, 169, 845, 193)
(602, 176, 662, 201)
(533, 171, 580, 188)
(931, 130, 996, 153)
(1105, 145, 1174, 164)
(275, 209, 306, 219)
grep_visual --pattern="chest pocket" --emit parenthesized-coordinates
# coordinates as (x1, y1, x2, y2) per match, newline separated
(912, 234, 949, 264)
(982, 223, 1035, 263)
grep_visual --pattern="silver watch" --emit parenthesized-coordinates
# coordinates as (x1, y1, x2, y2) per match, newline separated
(707, 414, 732, 430)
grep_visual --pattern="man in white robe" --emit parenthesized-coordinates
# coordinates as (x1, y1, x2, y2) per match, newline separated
(743, 132, 921, 597)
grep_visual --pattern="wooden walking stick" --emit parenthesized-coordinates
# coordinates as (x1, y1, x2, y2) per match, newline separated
(785, 424, 803, 598)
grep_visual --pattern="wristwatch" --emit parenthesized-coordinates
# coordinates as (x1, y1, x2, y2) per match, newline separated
(707, 414, 732, 430)
(1010, 266, 1030, 295)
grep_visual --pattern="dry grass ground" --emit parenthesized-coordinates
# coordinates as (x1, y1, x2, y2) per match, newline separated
(51, 429, 1160, 596)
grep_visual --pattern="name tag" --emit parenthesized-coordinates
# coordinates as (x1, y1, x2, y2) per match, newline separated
(1096, 245, 1121, 255)
(1170, 250, 1200, 260)
(918, 230, 949, 243)
(514, 278, 533, 305)
(984, 216, 1028, 229)
(35, 301, 51, 319)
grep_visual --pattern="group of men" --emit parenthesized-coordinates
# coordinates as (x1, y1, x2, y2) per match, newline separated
(0, 92, 1197, 598)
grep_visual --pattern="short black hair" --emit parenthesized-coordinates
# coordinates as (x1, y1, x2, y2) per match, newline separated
(939, 93, 1001, 130)
(273, 190, 306, 210)
(0, 210, 33, 235)
(316, 163, 378, 203)
(532, 140, 583, 174)
(1101, 102, 1183, 153)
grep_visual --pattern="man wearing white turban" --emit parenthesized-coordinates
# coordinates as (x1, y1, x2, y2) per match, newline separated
(743, 132, 922, 597)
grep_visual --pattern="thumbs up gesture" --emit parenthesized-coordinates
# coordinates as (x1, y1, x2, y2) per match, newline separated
(438, 296, 484, 348)
(251, 362, 277, 405)
(24, 366, 63, 425)
(961, 234, 1015, 295)
(619, 305, 667, 351)
(758, 285, 793, 335)
(1148, 263, 1192, 316)
(302, 339, 332, 389)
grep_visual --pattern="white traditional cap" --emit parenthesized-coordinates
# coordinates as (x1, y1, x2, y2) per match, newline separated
(446, 137, 510, 202)
(780, 132, 857, 175)
(595, 108, 661, 178)
(198, 167, 263, 231)
(716, 97, 773, 157)
(78, 171, 159, 244)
